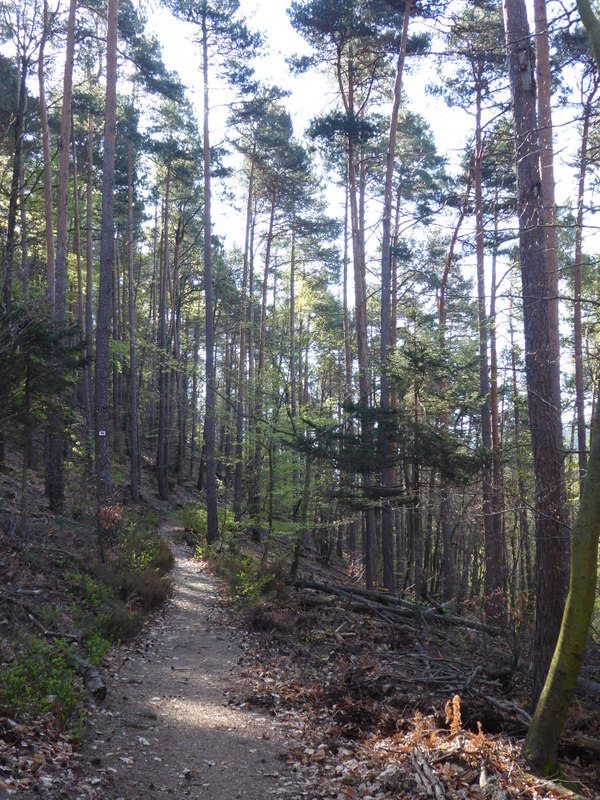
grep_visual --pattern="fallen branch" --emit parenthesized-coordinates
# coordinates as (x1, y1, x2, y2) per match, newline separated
(571, 733, 600, 756)
(412, 747, 446, 800)
(294, 579, 502, 636)
(466, 684, 532, 727)
(0, 593, 78, 642)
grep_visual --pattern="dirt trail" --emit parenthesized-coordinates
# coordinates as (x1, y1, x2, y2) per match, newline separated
(61, 526, 300, 800)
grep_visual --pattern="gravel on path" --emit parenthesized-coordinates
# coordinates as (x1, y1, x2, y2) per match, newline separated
(59, 528, 301, 800)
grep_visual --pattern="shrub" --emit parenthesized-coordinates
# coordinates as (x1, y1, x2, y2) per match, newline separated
(212, 553, 276, 606)
(84, 631, 113, 667)
(178, 505, 207, 542)
(66, 568, 117, 611)
(0, 637, 80, 727)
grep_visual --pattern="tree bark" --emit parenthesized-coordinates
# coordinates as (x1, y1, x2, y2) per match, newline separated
(573, 81, 597, 491)
(39, 0, 55, 306)
(379, 0, 411, 593)
(95, 0, 118, 515)
(157, 168, 171, 501)
(127, 139, 139, 503)
(502, 0, 569, 701)
(47, 0, 77, 513)
(201, 10, 219, 544)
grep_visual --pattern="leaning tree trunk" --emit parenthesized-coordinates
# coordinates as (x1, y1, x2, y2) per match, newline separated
(522, 0, 600, 774)
(524, 344, 600, 775)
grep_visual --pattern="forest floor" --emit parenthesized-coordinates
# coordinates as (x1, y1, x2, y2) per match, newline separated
(1, 456, 600, 799)
(36, 523, 303, 800)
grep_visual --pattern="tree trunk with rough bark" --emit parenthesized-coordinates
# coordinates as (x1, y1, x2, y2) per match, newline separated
(95, 0, 118, 517)
(502, 0, 569, 701)
(379, 0, 411, 593)
(127, 140, 139, 503)
(201, 11, 219, 544)
(48, 0, 77, 513)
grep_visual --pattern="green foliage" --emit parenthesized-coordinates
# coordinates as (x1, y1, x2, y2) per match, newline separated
(91, 512, 174, 612)
(0, 638, 80, 727)
(83, 631, 113, 667)
(178, 504, 208, 541)
(197, 541, 282, 606)
(0, 296, 85, 431)
(216, 553, 277, 605)
(65, 513, 172, 655)
(67, 568, 117, 611)
(178, 504, 238, 545)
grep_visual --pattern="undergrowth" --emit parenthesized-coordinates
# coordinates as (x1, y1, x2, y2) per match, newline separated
(196, 540, 284, 606)
(0, 507, 175, 727)
(0, 637, 80, 728)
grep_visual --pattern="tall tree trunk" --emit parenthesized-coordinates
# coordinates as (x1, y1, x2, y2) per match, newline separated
(503, 0, 569, 701)
(39, 0, 55, 305)
(345, 48, 375, 589)
(489, 203, 506, 602)
(3, 57, 27, 308)
(573, 82, 596, 491)
(201, 10, 219, 544)
(127, 140, 139, 502)
(233, 144, 255, 520)
(379, 0, 411, 593)
(84, 109, 94, 454)
(249, 193, 276, 542)
(70, 112, 87, 418)
(157, 168, 171, 501)
(94, 0, 118, 516)
(112, 243, 122, 455)
(439, 164, 472, 603)
(190, 292, 201, 475)
(473, 72, 504, 622)
(534, 0, 561, 368)
(48, 0, 77, 513)
(19, 115, 28, 295)
(509, 302, 532, 601)
(290, 211, 297, 419)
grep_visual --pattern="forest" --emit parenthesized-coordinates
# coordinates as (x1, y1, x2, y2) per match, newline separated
(2, 0, 600, 795)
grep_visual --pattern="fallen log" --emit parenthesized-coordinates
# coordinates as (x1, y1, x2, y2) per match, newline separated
(572, 733, 600, 756)
(294, 579, 501, 636)
(71, 655, 107, 702)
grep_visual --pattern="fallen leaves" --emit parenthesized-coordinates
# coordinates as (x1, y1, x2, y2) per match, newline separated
(0, 715, 76, 794)
(236, 589, 600, 800)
